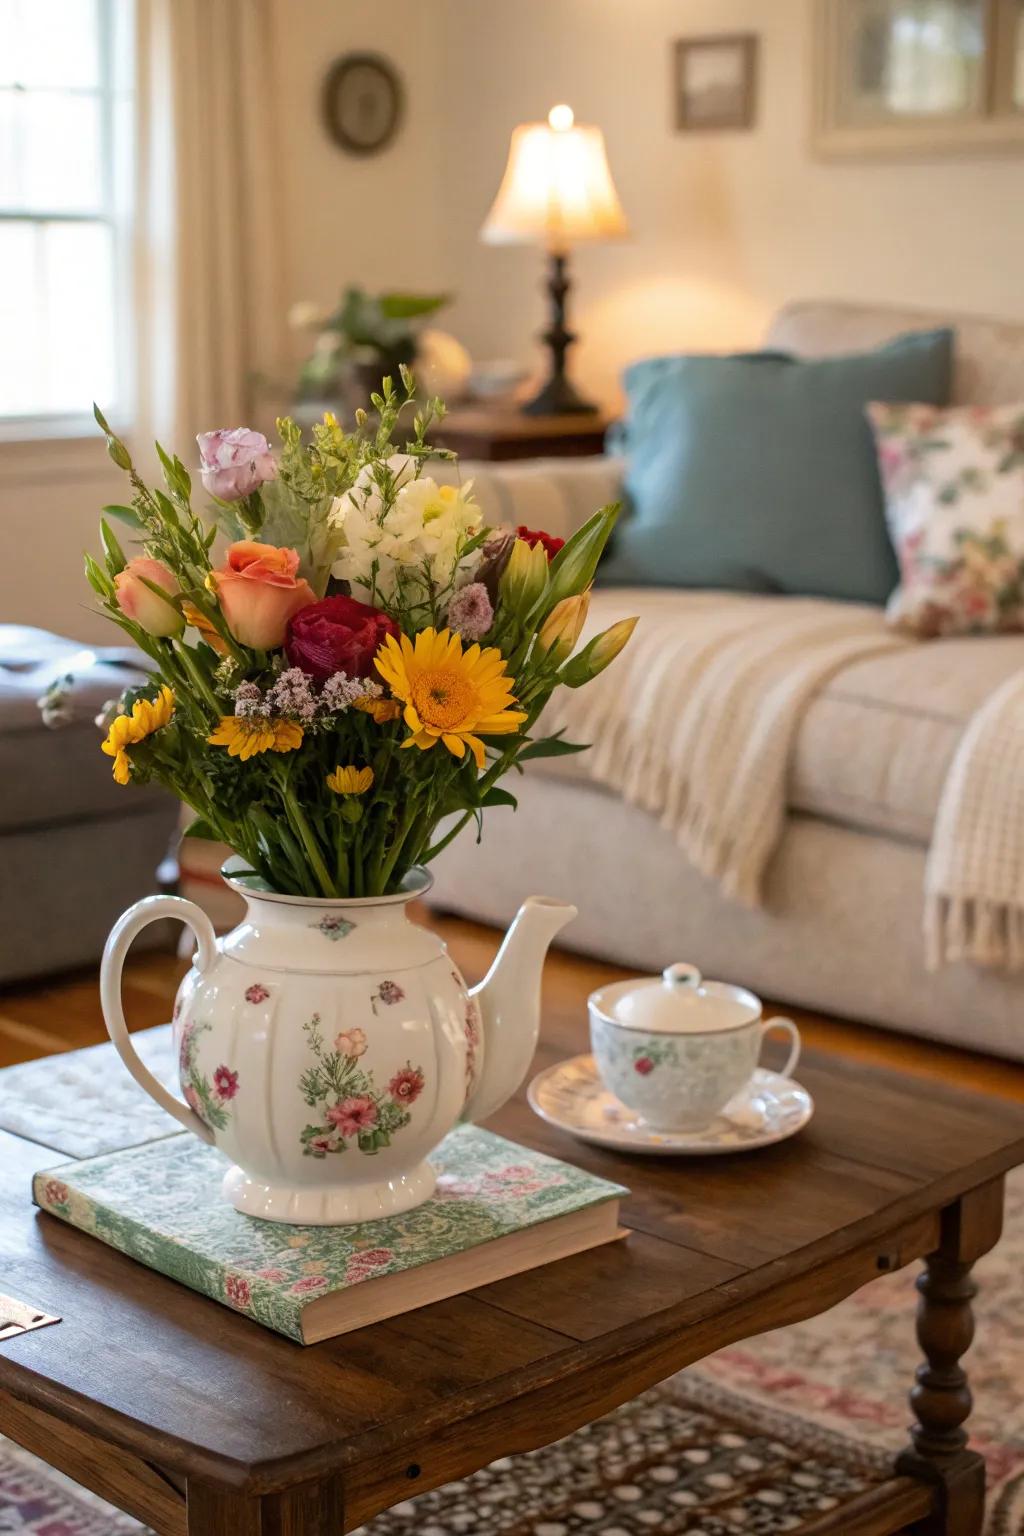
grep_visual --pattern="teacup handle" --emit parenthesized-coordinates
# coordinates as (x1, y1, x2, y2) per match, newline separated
(759, 1016, 801, 1079)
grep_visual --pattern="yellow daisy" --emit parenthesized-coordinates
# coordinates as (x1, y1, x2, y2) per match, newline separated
(207, 716, 303, 760)
(101, 685, 175, 784)
(353, 695, 401, 724)
(326, 765, 374, 795)
(375, 628, 526, 771)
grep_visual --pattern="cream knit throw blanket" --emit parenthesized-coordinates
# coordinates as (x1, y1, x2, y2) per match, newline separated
(543, 589, 909, 906)
(924, 669, 1024, 971)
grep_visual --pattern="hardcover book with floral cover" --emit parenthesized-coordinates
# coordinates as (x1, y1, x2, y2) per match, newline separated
(33, 1125, 627, 1343)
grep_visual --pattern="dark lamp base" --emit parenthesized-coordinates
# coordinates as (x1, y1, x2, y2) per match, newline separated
(520, 248, 598, 418)
(521, 375, 599, 416)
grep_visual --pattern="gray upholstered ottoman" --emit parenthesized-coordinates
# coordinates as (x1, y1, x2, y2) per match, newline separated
(0, 626, 180, 984)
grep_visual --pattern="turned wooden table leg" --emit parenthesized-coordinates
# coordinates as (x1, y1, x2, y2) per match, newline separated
(895, 1179, 1004, 1536)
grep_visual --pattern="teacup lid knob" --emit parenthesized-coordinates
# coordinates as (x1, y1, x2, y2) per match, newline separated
(663, 963, 702, 990)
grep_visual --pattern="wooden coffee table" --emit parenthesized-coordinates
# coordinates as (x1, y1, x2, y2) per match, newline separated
(2, 1012, 1023, 1536)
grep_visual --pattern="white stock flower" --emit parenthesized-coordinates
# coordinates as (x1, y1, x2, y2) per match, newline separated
(330, 468, 481, 607)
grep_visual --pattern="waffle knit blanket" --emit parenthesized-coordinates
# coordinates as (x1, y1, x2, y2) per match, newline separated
(925, 668, 1024, 971)
(543, 589, 909, 907)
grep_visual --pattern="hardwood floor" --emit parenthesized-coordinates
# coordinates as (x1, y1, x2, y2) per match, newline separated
(3, 907, 1024, 1104)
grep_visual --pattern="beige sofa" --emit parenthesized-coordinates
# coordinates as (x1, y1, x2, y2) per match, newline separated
(428, 301, 1024, 1061)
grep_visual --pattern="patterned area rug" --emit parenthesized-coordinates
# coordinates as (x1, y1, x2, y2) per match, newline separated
(4, 1168, 1024, 1533)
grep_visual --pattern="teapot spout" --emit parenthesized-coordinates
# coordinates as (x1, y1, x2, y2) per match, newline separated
(463, 896, 577, 1125)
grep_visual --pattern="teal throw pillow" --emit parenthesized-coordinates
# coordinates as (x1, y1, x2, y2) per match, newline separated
(601, 329, 953, 605)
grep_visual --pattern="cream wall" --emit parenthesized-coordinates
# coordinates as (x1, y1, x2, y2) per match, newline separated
(8, 0, 1024, 641)
(432, 0, 1024, 406)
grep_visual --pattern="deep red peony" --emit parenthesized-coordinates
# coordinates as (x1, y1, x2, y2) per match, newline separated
(285, 595, 399, 680)
(516, 524, 565, 560)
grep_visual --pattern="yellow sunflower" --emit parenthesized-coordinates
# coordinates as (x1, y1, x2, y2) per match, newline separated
(207, 716, 303, 760)
(101, 686, 175, 784)
(375, 628, 526, 771)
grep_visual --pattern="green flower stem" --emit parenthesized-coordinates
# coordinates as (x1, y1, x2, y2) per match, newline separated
(369, 798, 421, 895)
(173, 641, 221, 717)
(279, 778, 336, 898)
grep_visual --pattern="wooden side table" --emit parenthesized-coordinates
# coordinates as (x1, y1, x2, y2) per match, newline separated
(431, 406, 612, 462)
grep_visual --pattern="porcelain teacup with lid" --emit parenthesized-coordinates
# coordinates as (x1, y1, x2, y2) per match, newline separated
(588, 963, 801, 1131)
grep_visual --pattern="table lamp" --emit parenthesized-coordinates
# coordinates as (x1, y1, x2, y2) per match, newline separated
(481, 104, 628, 416)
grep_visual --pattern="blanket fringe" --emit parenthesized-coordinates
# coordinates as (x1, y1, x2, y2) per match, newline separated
(925, 893, 1024, 973)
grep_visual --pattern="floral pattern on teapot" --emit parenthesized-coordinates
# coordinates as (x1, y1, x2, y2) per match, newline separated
(178, 1019, 240, 1133)
(298, 1013, 425, 1158)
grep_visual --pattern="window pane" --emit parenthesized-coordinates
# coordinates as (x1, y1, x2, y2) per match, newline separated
(44, 221, 115, 413)
(1014, 0, 1024, 107)
(840, 0, 986, 121)
(0, 0, 101, 90)
(0, 219, 114, 416)
(0, 88, 103, 211)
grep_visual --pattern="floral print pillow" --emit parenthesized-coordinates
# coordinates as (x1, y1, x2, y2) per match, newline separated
(867, 401, 1024, 637)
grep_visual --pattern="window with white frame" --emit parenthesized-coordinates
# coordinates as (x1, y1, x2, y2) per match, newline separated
(0, 0, 132, 431)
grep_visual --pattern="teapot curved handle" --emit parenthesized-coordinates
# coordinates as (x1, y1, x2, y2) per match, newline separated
(100, 894, 218, 1145)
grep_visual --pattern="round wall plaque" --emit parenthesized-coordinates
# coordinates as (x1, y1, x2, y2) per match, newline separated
(322, 53, 404, 157)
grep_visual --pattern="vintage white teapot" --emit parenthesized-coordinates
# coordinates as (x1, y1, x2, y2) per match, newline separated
(100, 861, 575, 1224)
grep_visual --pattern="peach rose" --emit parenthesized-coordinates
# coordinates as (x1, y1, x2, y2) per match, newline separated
(114, 557, 184, 638)
(213, 541, 316, 651)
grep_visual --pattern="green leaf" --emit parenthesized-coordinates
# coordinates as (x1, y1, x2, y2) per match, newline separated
(516, 735, 588, 762)
(102, 503, 143, 529)
(83, 552, 116, 598)
(480, 786, 517, 810)
(378, 292, 451, 320)
(99, 518, 127, 575)
(182, 817, 217, 841)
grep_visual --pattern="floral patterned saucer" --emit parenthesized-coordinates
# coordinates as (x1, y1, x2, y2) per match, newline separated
(528, 1054, 813, 1156)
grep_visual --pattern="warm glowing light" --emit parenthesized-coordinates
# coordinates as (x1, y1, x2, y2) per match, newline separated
(481, 110, 628, 251)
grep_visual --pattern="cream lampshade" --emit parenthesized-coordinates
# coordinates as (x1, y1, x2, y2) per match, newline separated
(481, 105, 628, 415)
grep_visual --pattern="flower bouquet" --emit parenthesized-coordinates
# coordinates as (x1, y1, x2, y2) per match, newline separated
(87, 373, 635, 899)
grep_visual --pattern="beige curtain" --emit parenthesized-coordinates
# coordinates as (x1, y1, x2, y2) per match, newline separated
(132, 0, 285, 457)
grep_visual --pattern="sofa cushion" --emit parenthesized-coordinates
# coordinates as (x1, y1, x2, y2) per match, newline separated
(600, 328, 953, 605)
(0, 625, 169, 832)
(530, 600, 1024, 847)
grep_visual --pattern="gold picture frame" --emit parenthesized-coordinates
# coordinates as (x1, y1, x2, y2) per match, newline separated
(813, 0, 1024, 158)
(674, 34, 759, 132)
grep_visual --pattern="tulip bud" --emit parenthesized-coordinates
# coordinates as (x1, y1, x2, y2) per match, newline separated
(536, 591, 590, 667)
(113, 557, 185, 638)
(499, 537, 548, 618)
(540, 503, 620, 614)
(559, 616, 637, 688)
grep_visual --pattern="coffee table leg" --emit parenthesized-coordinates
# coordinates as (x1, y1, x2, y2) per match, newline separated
(895, 1180, 1004, 1536)
(186, 1475, 345, 1534)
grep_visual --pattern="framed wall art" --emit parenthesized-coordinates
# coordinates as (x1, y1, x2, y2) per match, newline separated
(322, 53, 404, 157)
(674, 34, 759, 131)
(814, 0, 1024, 156)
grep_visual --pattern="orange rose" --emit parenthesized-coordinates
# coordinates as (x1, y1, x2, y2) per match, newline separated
(212, 541, 315, 650)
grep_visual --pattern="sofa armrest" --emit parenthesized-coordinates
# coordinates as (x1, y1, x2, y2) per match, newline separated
(431, 454, 626, 542)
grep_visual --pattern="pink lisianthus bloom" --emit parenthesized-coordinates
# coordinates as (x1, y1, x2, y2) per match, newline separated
(113, 557, 184, 638)
(326, 1094, 378, 1138)
(212, 540, 316, 650)
(197, 428, 277, 502)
